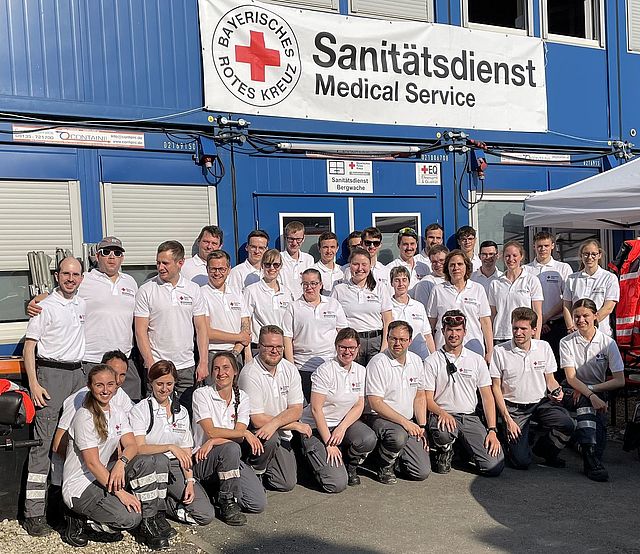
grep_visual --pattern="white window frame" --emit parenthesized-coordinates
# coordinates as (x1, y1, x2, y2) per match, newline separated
(462, 0, 534, 37)
(349, 0, 434, 22)
(259, 0, 339, 12)
(0, 179, 83, 344)
(540, 0, 605, 48)
(627, 0, 640, 53)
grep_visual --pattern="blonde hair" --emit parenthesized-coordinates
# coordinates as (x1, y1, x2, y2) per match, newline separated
(83, 364, 116, 442)
(261, 248, 282, 266)
(578, 239, 603, 270)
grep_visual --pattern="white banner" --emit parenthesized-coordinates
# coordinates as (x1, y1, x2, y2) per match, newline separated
(199, 0, 547, 132)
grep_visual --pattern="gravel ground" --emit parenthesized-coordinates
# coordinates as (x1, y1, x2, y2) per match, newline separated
(0, 518, 203, 553)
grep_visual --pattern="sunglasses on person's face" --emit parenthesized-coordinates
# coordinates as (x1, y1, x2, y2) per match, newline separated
(263, 262, 282, 269)
(363, 240, 381, 247)
(99, 248, 123, 257)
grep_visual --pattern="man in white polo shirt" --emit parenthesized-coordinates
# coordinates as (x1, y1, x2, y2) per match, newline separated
(424, 310, 504, 477)
(365, 321, 430, 485)
(280, 221, 314, 299)
(412, 244, 449, 308)
(134, 241, 209, 403)
(22, 256, 87, 536)
(181, 225, 223, 286)
(526, 231, 572, 363)
(471, 240, 503, 294)
(238, 325, 308, 492)
(414, 222, 444, 273)
(27, 236, 141, 401)
(386, 228, 430, 291)
(200, 250, 251, 369)
(491, 307, 575, 470)
(313, 231, 344, 295)
(227, 230, 269, 292)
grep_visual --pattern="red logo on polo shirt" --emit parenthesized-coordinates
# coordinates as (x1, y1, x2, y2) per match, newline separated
(211, 5, 301, 107)
(231, 413, 236, 420)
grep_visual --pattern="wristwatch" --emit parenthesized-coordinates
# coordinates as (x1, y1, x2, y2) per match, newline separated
(119, 455, 129, 466)
(487, 427, 498, 433)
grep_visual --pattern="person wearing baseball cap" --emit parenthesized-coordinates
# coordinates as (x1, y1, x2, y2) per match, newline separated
(27, 235, 141, 402)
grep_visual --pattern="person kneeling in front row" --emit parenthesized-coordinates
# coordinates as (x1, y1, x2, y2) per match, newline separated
(365, 321, 431, 485)
(425, 310, 504, 476)
(62, 365, 168, 550)
(299, 328, 377, 491)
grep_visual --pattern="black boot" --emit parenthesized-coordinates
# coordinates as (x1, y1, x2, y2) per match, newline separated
(154, 511, 177, 538)
(63, 512, 88, 548)
(84, 521, 124, 543)
(219, 498, 247, 526)
(135, 517, 170, 550)
(346, 464, 361, 486)
(582, 444, 609, 482)
(432, 446, 454, 474)
(532, 439, 566, 468)
(376, 463, 397, 485)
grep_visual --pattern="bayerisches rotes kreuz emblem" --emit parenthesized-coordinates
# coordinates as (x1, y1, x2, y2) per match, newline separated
(212, 5, 302, 107)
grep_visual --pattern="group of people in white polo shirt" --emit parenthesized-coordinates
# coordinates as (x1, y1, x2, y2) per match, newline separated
(21, 221, 625, 549)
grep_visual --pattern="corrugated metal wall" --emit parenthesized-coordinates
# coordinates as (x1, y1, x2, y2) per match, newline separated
(0, 0, 202, 117)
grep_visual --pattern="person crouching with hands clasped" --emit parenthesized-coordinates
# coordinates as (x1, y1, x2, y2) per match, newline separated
(424, 310, 504, 476)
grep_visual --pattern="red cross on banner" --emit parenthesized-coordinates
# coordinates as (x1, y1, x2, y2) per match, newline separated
(235, 31, 281, 82)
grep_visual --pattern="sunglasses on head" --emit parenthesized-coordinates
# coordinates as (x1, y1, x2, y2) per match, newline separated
(99, 248, 123, 257)
(363, 240, 381, 247)
(398, 227, 417, 236)
(263, 262, 282, 269)
(442, 315, 466, 326)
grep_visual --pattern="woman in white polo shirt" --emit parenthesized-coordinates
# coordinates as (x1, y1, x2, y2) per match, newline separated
(62, 365, 167, 550)
(562, 239, 619, 337)
(390, 266, 435, 360)
(191, 352, 266, 525)
(488, 241, 543, 344)
(560, 298, 624, 482)
(426, 249, 493, 361)
(128, 361, 214, 530)
(331, 247, 392, 365)
(299, 328, 377, 491)
(283, 268, 348, 400)
(244, 249, 294, 354)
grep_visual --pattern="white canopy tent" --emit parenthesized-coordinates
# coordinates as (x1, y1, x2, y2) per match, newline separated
(524, 157, 640, 229)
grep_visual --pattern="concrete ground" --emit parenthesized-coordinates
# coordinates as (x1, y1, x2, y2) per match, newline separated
(173, 439, 640, 554)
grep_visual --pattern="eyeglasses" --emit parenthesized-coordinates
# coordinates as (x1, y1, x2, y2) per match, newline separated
(99, 248, 123, 257)
(208, 267, 228, 274)
(259, 343, 284, 352)
(363, 240, 381, 247)
(286, 236, 304, 243)
(389, 336, 410, 344)
(442, 315, 466, 326)
(263, 262, 282, 269)
(581, 252, 600, 258)
(302, 281, 320, 288)
(337, 345, 358, 352)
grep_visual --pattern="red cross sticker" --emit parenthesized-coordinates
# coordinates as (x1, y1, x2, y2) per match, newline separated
(421, 166, 428, 174)
(235, 31, 281, 82)
(349, 162, 356, 169)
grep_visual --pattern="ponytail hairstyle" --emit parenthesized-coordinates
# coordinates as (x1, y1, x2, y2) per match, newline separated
(349, 247, 377, 291)
(578, 239, 603, 271)
(211, 352, 241, 424)
(571, 297, 599, 327)
(83, 364, 117, 443)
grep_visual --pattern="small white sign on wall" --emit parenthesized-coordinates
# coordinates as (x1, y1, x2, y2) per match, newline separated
(416, 162, 441, 185)
(327, 160, 373, 194)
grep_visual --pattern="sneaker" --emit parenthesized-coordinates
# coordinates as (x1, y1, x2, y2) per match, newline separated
(219, 499, 247, 526)
(377, 465, 397, 485)
(347, 465, 361, 487)
(22, 516, 54, 537)
(63, 513, 88, 547)
(135, 517, 170, 551)
(154, 511, 177, 539)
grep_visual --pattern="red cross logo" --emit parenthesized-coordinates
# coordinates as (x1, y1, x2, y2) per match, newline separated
(235, 31, 281, 82)
(421, 166, 428, 174)
(349, 162, 356, 169)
